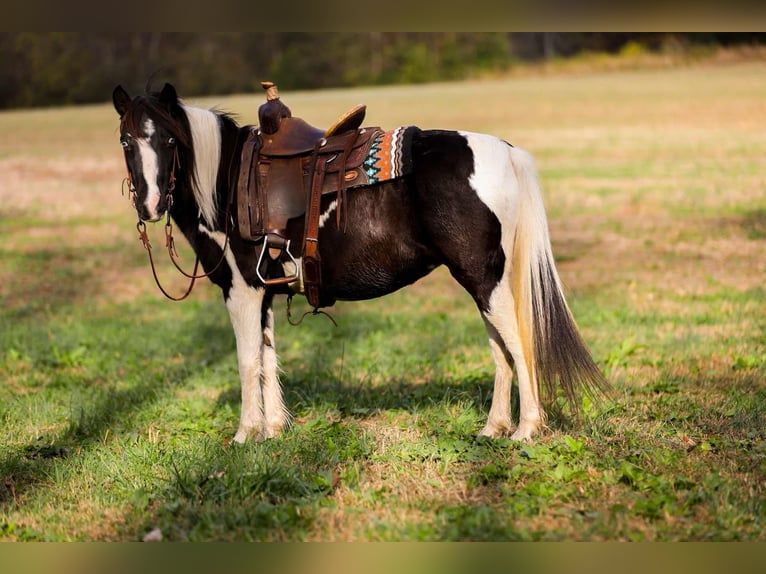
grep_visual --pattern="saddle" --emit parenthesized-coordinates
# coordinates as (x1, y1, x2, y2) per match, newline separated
(236, 82, 382, 308)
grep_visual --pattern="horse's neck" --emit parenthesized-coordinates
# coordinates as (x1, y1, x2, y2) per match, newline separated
(169, 181, 208, 243)
(175, 106, 236, 236)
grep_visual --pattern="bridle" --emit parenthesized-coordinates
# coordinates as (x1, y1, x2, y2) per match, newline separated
(123, 139, 231, 301)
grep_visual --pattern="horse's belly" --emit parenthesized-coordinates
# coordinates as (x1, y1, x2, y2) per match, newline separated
(324, 257, 439, 302)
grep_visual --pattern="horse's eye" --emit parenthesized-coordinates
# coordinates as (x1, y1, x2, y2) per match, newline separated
(121, 140, 129, 149)
(167, 137, 176, 146)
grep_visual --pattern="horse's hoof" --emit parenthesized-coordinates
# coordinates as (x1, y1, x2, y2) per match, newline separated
(478, 423, 511, 438)
(232, 430, 249, 444)
(510, 420, 539, 442)
(261, 426, 283, 440)
(509, 431, 532, 442)
(233, 426, 266, 444)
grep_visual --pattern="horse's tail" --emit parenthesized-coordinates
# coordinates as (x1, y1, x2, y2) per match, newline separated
(508, 146, 608, 412)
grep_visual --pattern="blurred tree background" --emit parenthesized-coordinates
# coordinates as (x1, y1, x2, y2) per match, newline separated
(0, 32, 763, 109)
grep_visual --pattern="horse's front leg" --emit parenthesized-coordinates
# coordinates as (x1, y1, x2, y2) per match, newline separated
(260, 294, 290, 439)
(226, 284, 266, 443)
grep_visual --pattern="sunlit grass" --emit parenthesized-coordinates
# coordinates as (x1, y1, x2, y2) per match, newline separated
(1, 59, 765, 540)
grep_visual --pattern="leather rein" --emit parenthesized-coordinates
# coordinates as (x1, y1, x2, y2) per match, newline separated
(123, 144, 231, 301)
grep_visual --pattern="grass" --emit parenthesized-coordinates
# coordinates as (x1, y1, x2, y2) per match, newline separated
(1, 56, 765, 541)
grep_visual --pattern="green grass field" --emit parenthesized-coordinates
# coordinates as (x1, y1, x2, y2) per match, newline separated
(1, 59, 765, 541)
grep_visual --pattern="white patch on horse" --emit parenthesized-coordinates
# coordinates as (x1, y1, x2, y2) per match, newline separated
(318, 200, 337, 229)
(137, 118, 161, 220)
(460, 131, 521, 268)
(143, 117, 156, 137)
(182, 104, 221, 228)
(483, 275, 541, 440)
(226, 283, 266, 443)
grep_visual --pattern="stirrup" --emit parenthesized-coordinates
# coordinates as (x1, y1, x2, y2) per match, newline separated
(256, 236, 299, 286)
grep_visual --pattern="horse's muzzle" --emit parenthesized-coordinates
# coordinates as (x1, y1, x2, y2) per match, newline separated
(136, 204, 166, 223)
(136, 191, 171, 223)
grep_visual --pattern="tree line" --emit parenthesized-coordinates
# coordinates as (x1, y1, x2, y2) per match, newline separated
(0, 32, 762, 110)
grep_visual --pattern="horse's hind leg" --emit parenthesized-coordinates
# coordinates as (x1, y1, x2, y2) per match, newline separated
(260, 296, 290, 439)
(479, 316, 514, 437)
(480, 275, 542, 441)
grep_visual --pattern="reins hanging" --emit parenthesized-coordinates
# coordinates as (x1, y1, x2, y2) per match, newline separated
(134, 198, 234, 302)
(136, 219, 200, 301)
(285, 294, 338, 327)
(127, 145, 232, 302)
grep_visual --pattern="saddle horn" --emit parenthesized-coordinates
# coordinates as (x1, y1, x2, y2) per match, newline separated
(258, 81, 292, 135)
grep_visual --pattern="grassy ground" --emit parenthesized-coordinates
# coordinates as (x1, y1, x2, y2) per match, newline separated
(1, 58, 765, 541)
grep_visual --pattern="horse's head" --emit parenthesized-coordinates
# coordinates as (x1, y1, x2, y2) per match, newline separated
(113, 83, 190, 222)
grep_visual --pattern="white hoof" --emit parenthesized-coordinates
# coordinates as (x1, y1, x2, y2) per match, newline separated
(233, 425, 265, 444)
(479, 420, 511, 438)
(510, 419, 540, 441)
(261, 425, 283, 440)
(232, 429, 249, 444)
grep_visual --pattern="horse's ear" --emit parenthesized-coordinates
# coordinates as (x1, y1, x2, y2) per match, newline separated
(112, 85, 131, 117)
(159, 83, 178, 106)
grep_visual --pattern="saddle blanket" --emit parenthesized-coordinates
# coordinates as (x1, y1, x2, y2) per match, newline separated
(362, 126, 418, 186)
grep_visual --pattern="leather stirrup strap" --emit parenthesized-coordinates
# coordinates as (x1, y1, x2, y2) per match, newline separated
(335, 130, 358, 230)
(236, 131, 262, 240)
(302, 152, 329, 309)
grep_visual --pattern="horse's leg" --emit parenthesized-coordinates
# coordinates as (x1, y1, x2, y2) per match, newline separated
(226, 284, 266, 443)
(259, 295, 290, 439)
(479, 316, 514, 437)
(480, 274, 542, 441)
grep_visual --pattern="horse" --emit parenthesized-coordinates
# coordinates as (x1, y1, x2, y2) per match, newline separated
(112, 82, 607, 444)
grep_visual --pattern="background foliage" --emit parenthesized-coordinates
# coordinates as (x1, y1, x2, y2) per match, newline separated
(1, 32, 764, 109)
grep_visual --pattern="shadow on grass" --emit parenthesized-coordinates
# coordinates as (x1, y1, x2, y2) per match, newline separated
(740, 207, 766, 240)
(140, 305, 597, 542)
(216, 302, 527, 426)
(0, 238, 146, 322)
(130, 372, 523, 541)
(0, 244, 95, 320)
(0, 298, 234, 515)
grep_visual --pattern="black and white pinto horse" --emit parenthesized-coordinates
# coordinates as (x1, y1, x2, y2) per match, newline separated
(113, 83, 606, 444)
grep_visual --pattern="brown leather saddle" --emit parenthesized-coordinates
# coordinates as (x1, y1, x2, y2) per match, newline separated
(236, 82, 382, 308)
